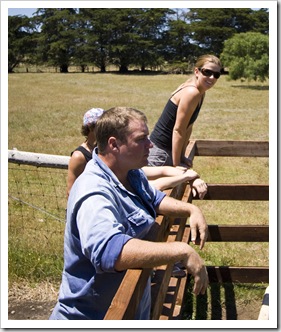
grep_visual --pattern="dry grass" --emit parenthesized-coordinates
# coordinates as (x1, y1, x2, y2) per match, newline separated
(9, 279, 59, 303)
(8, 73, 269, 155)
(8, 72, 269, 267)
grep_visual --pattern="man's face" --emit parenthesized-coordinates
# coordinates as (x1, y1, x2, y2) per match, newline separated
(117, 119, 153, 170)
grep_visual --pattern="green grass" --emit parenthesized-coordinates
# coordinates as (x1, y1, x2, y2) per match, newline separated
(8, 164, 67, 281)
(8, 72, 269, 318)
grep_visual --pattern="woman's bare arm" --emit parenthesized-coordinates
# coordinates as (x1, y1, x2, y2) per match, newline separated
(67, 151, 87, 196)
(148, 169, 199, 191)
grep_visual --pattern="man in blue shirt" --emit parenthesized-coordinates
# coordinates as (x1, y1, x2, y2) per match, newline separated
(50, 107, 208, 320)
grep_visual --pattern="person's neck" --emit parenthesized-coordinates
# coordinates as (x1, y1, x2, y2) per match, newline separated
(86, 140, 95, 151)
(112, 168, 129, 188)
(114, 169, 134, 193)
(98, 153, 129, 185)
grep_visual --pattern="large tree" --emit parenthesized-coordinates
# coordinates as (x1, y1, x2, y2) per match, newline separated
(8, 15, 36, 72)
(186, 8, 268, 56)
(131, 8, 172, 71)
(161, 9, 200, 67)
(33, 8, 78, 72)
(76, 9, 114, 72)
(80, 8, 172, 73)
(220, 32, 269, 81)
(108, 8, 171, 72)
(250, 8, 269, 34)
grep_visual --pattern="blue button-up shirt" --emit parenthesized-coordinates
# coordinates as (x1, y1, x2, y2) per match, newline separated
(50, 149, 166, 320)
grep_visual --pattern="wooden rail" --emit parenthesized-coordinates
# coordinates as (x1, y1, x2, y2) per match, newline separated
(202, 184, 269, 201)
(8, 149, 70, 169)
(207, 225, 269, 242)
(104, 140, 269, 320)
(194, 140, 269, 157)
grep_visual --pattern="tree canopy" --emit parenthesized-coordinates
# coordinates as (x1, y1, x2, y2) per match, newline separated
(8, 8, 269, 78)
(221, 32, 269, 82)
(8, 15, 36, 72)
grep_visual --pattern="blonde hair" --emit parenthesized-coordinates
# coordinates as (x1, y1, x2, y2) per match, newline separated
(195, 54, 222, 69)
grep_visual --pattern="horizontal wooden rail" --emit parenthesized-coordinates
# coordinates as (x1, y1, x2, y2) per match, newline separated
(8, 149, 70, 169)
(207, 266, 269, 283)
(194, 140, 269, 157)
(200, 184, 269, 201)
(207, 225, 269, 242)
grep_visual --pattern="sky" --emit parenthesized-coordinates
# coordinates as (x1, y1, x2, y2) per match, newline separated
(8, 5, 263, 17)
(8, 8, 37, 16)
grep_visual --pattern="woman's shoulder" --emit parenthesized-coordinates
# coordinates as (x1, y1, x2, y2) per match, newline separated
(172, 80, 200, 96)
(182, 79, 200, 93)
(71, 145, 92, 161)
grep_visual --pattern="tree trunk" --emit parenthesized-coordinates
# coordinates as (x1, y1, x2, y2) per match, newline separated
(119, 64, 128, 73)
(60, 64, 68, 73)
(100, 64, 106, 73)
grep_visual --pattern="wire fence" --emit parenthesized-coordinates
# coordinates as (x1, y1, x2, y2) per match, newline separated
(8, 164, 67, 224)
(8, 151, 69, 280)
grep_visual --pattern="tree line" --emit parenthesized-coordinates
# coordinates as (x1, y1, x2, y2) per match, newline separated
(8, 8, 269, 81)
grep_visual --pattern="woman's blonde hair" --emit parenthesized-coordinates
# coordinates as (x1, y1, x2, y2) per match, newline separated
(195, 54, 222, 69)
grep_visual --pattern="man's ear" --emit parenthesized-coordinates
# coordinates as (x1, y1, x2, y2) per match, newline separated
(108, 137, 119, 151)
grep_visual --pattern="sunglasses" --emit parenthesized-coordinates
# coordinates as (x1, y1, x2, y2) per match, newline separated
(198, 68, 221, 79)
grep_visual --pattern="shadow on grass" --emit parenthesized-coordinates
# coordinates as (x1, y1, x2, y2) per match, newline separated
(182, 280, 238, 320)
(94, 70, 170, 76)
(231, 85, 269, 91)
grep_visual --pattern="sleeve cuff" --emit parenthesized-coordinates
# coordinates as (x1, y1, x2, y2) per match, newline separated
(100, 234, 132, 272)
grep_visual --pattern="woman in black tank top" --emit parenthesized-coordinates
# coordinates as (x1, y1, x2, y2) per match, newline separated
(67, 108, 104, 196)
(148, 54, 222, 168)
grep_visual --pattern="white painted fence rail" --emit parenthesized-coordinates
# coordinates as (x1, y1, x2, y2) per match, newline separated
(258, 286, 269, 320)
(8, 149, 70, 169)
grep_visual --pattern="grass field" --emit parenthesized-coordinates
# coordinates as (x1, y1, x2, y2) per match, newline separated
(8, 72, 269, 154)
(7, 71, 270, 320)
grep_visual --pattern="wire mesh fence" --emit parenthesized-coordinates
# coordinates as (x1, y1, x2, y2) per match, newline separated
(9, 164, 67, 224)
(8, 159, 68, 281)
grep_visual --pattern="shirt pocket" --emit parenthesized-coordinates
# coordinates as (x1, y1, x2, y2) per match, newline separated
(127, 209, 154, 238)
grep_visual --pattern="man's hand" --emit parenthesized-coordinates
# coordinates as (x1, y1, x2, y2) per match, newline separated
(181, 248, 209, 295)
(189, 205, 208, 249)
(157, 196, 208, 250)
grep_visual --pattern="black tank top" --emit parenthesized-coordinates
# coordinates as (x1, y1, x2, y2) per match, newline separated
(71, 146, 92, 163)
(150, 86, 204, 150)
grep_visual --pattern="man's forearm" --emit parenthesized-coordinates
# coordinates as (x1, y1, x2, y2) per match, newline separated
(114, 238, 209, 296)
(156, 195, 194, 217)
(115, 239, 193, 271)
